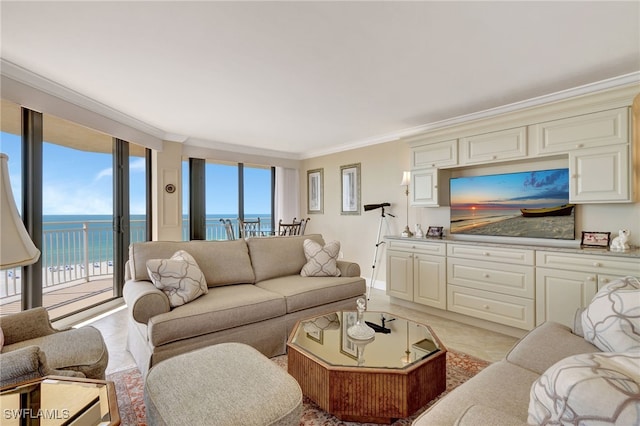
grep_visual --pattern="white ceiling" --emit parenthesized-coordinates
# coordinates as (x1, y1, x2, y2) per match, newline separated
(1, 1, 639, 159)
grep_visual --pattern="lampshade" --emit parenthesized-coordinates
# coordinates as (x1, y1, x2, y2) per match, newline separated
(400, 171, 410, 186)
(0, 153, 40, 269)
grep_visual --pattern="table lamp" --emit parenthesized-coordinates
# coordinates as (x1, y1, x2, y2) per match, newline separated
(400, 171, 413, 237)
(1, 153, 40, 269)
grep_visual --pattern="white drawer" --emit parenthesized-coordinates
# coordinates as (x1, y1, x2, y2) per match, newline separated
(536, 251, 640, 275)
(447, 244, 534, 265)
(447, 285, 535, 330)
(387, 240, 446, 256)
(447, 258, 534, 298)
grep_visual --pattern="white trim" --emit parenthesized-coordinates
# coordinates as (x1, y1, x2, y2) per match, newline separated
(301, 72, 640, 159)
(1, 59, 165, 150)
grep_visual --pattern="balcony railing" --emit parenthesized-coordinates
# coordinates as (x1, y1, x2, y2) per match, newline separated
(1, 217, 270, 305)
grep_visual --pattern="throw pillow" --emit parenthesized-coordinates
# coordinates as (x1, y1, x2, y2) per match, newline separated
(581, 276, 640, 352)
(0, 327, 4, 351)
(528, 352, 640, 425)
(147, 250, 208, 307)
(300, 239, 341, 277)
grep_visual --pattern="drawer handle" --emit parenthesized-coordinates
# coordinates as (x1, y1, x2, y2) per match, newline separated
(483, 252, 490, 256)
(483, 304, 490, 310)
(600, 278, 610, 284)
(483, 273, 490, 278)
(587, 276, 595, 281)
(593, 262, 601, 267)
(576, 143, 584, 148)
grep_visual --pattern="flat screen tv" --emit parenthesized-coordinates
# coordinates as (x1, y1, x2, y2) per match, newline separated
(449, 168, 575, 240)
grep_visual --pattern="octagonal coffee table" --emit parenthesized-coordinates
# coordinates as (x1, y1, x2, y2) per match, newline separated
(287, 310, 446, 424)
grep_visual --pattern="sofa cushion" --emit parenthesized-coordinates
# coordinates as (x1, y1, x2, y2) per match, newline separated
(256, 275, 366, 314)
(130, 240, 255, 287)
(506, 321, 599, 375)
(454, 404, 528, 426)
(147, 250, 208, 307)
(147, 284, 286, 347)
(413, 361, 537, 426)
(247, 234, 325, 282)
(581, 276, 640, 352)
(300, 239, 341, 277)
(528, 352, 640, 425)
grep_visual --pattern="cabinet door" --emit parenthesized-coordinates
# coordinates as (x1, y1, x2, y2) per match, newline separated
(386, 250, 413, 301)
(531, 107, 629, 155)
(412, 139, 458, 169)
(460, 127, 527, 165)
(569, 144, 630, 202)
(413, 254, 446, 309)
(536, 268, 598, 328)
(411, 168, 449, 207)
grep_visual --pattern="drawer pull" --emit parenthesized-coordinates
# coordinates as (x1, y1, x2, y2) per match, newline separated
(587, 276, 595, 281)
(576, 143, 584, 148)
(483, 273, 490, 278)
(483, 252, 490, 256)
(483, 304, 490, 310)
(593, 262, 601, 267)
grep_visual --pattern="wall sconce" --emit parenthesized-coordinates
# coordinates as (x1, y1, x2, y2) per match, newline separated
(400, 171, 413, 237)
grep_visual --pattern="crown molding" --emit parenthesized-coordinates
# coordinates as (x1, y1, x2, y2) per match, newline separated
(300, 72, 640, 159)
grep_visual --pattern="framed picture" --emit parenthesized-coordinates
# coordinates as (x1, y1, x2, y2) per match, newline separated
(340, 163, 361, 215)
(340, 312, 358, 359)
(427, 226, 444, 238)
(307, 169, 323, 214)
(581, 231, 611, 248)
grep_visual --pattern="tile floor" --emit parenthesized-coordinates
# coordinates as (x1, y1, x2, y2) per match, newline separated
(86, 289, 519, 376)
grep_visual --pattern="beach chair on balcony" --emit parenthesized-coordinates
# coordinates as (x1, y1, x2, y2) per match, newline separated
(278, 218, 309, 236)
(219, 218, 235, 240)
(239, 218, 261, 238)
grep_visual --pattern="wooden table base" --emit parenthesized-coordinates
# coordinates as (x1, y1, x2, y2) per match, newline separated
(288, 346, 447, 424)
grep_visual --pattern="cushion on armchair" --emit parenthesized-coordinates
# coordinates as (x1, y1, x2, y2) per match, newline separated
(528, 351, 640, 425)
(581, 276, 640, 352)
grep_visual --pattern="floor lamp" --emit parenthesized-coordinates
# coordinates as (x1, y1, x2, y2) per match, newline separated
(400, 171, 413, 237)
(0, 153, 41, 270)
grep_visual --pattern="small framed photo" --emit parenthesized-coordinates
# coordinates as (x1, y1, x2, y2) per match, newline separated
(581, 231, 611, 248)
(307, 168, 324, 214)
(427, 226, 444, 238)
(306, 329, 323, 344)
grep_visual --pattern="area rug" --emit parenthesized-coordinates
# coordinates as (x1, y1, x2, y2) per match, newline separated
(107, 350, 489, 426)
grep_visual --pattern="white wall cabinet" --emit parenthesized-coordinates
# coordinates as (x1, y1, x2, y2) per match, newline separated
(411, 139, 458, 169)
(535, 251, 640, 328)
(410, 168, 450, 207)
(569, 144, 631, 202)
(459, 127, 527, 165)
(386, 240, 446, 309)
(530, 107, 629, 156)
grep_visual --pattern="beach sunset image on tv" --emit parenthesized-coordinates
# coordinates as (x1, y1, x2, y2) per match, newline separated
(450, 168, 575, 240)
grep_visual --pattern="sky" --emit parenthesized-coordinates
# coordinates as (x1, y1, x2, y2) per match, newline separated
(450, 168, 570, 210)
(1, 131, 271, 216)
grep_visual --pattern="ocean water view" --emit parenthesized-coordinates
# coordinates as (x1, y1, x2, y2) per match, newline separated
(40, 213, 271, 268)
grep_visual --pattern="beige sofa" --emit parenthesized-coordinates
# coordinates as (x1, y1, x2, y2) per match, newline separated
(123, 234, 366, 376)
(414, 275, 640, 425)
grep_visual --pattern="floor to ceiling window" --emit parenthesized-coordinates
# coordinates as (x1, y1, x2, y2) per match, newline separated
(0, 100, 149, 319)
(184, 159, 274, 240)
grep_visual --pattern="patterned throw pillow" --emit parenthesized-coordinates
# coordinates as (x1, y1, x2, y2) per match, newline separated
(528, 352, 640, 425)
(581, 276, 640, 352)
(147, 250, 208, 307)
(300, 239, 341, 277)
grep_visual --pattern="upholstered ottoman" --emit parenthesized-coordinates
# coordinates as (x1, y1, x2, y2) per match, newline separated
(144, 342, 303, 426)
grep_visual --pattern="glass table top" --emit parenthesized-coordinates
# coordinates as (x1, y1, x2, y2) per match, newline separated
(0, 376, 117, 426)
(290, 311, 442, 369)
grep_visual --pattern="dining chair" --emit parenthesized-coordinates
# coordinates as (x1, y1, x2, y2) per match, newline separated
(219, 218, 235, 240)
(278, 219, 301, 236)
(239, 218, 261, 238)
